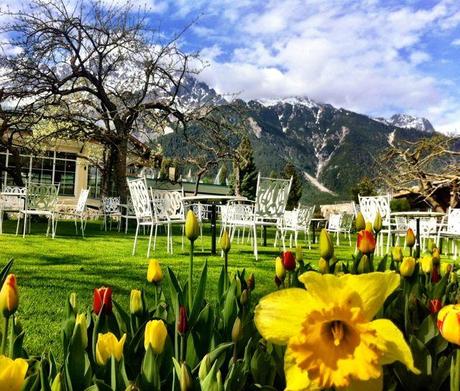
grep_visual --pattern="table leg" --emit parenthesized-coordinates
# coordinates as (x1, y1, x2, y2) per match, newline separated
(312, 221, 317, 244)
(263, 225, 267, 246)
(211, 203, 217, 255)
(415, 218, 421, 259)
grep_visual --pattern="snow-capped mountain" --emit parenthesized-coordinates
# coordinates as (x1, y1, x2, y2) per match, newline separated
(374, 114, 435, 133)
(161, 78, 439, 202)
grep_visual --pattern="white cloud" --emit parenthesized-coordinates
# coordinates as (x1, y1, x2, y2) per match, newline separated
(452, 38, 460, 46)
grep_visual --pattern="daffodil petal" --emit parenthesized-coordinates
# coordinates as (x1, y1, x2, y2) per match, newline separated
(255, 288, 312, 344)
(370, 318, 420, 374)
(339, 376, 383, 391)
(284, 345, 319, 391)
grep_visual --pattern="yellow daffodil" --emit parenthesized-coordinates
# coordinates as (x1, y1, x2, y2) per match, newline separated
(147, 259, 163, 284)
(95, 332, 126, 365)
(0, 355, 28, 391)
(255, 272, 419, 390)
(144, 319, 168, 354)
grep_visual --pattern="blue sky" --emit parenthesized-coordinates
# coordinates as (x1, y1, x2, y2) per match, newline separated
(147, 0, 460, 133)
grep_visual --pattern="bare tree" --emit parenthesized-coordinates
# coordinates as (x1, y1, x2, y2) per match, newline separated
(378, 135, 460, 211)
(0, 0, 199, 199)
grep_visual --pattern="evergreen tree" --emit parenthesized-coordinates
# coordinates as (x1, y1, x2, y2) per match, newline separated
(283, 162, 302, 210)
(233, 136, 258, 198)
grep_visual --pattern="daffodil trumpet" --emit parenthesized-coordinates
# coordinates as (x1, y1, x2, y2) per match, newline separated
(255, 271, 419, 390)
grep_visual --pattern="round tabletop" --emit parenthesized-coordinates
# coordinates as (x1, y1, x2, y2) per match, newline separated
(182, 195, 247, 202)
(391, 211, 445, 218)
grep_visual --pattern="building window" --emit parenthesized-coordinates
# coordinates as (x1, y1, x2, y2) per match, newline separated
(0, 150, 76, 195)
(87, 166, 102, 199)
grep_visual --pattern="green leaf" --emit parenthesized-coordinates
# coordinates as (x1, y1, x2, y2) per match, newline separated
(112, 300, 129, 336)
(417, 315, 437, 344)
(432, 271, 450, 299)
(189, 261, 208, 326)
(409, 335, 432, 376)
(0, 259, 14, 286)
(166, 267, 183, 315)
(377, 255, 388, 271)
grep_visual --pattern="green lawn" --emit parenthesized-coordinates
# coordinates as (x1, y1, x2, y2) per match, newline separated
(0, 219, 455, 361)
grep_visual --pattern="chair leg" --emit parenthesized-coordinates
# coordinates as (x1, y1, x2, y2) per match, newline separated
(153, 225, 158, 251)
(253, 224, 258, 260)
(0, 211, 3, 235)
(147, 224, 154, 258)
(81, 217, 85, 238)
(125, 218, 128, 234)
(23, 214, 27, 238)
(75, 218, 78, 235)
(16, 213, 20, 236)
(132, 224, 139, 256)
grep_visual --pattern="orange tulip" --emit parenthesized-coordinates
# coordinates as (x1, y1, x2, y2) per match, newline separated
(406, 228, 416, 248)
(357, 230, 376, 254)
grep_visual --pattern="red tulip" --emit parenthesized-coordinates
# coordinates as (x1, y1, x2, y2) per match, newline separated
(357, 230, 376, 254)
(429, 299, 443, 314)
(282, 251, 296, 271)
(178, 305, 188, 335)
(431, 266, 441, 283)
(93, 287, 112, 315)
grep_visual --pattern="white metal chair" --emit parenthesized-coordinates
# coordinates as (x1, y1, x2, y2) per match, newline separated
(127, 178, 157, 257)
(120, 198, 137, 234)
(0, 186, 26, 234)
(408, 217, 439, 250)
(437, 208, 460, 258)
(150, 189, 185, 254)
(56, 188, 90, 237)
(101, 197, 121, 231)
(17, 183, 60, 238)
(275, 204, 316, 250)
(326, 213, 343, 246)
(225, 173, 293, 260)
(358, 194, 392, 255)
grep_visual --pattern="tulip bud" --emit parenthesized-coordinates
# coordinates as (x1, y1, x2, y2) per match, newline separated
(180, 363, 192, 391)
(219, 230, 231, 253)
(334, 261, 344, 274)
(431, 265, 441, 283)
(185, 210, 200, 242)
(74, 313, 88, 349)
(391, 247, 403, 263)
(231, 317, 243, 342)
(358, 254, 370, 274)
(275, 257, 286, 280)
(420, 255, 433, 274)
(282, 251, 296, 271)
(240, 289, 249, 306)
(93, 287, 112, 315)
(178, 305, 188, 335)
(406, 228, 416, 248)
(247, 273, 255, 291)
(357, 230, 376, 254)
(355, 212, 365, 231)
(432, 248, 441, 265)
(295, 246, 303, 262)
(274, 276, 282, 288)
(51, 373, 63, 391)
(130, 289, 143, 316)
(450, 271, 458, 284)
(427, 239, 436, 253)
(400, 257, 416, 277)
(429, 299, 443, 314)
(437, 304, 460, 345)
(95, 332, 126, 366)
(0, 274, 18, 318)
(0, 355, 28, 389)
(318, 257, 329, 274)
(144, 319, 168, 354)
(319, 229, 334, 261)
(440, 262, 453, 276)
(373, 212, 382, 234)
(69, 292, 77, 312)
(199, 354, 211, 380)
(365, 222, 373, 232)
(147, 259, 163, 284)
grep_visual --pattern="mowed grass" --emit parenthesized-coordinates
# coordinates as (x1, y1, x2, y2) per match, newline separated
(0, 219, 456, 361)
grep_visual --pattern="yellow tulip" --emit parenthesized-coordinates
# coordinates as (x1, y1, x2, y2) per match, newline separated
(130, 289, 143, 315)
(75, 313, 88, 349)
(254, 272, 419, 390)
(147, 259, 163, 284)
(95, 332, 126, 366)
(144, 319, 168, 354)
(437, 304, 460, 345)
(405, 228, 416, 248)
(373, 212, 382, 234)
(400, 257, 416, 277)
(219, 230, 231, 253)
(275, 257, 286, 280)
(319, 229, 334, 261)
(440, 262, 453, 277)
(185, 210, 200, 242)
(365, 221, 373, 232)
(420, 255, 433, 274)
(391, 247, 403, 263)
(0, 355, 28, 391)
(355, 212, 365, 231)
(318, 257, 329, 274)
(0, 274, 19, 317)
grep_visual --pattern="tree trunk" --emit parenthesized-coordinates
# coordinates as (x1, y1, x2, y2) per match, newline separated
(101, 146, 116, 197)
(233, 165, 241, 196)
(7, 147, 24, 187)
(113, 138, 128, 203)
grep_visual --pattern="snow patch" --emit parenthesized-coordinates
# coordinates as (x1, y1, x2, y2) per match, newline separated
(257, 96, 319, 109)
(303, 172, 336, 195)
(388, 130, 395, 146)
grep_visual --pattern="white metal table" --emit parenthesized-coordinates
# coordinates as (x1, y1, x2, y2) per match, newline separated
(391, 211, 445, 258)
(182, 195, 247, 255)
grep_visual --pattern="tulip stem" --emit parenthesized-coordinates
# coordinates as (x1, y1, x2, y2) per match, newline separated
(1, 315, 9, 355)
(451, 348, 460, 391)
(188, 241, 194, 308)
(154, 285, 158, 309)
(224, 252, 228, 288)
